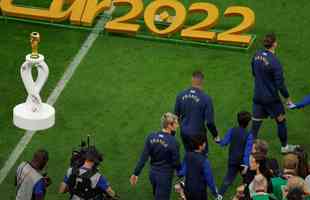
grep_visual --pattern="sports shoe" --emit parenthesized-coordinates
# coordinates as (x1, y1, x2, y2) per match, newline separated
(287, 102, 297, 109)
(281, 144, 300, 153)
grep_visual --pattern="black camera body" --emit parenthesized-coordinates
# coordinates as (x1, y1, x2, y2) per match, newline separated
(70, 136, 103, 169)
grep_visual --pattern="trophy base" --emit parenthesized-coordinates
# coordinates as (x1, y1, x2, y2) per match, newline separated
(13, 103, 55, 131)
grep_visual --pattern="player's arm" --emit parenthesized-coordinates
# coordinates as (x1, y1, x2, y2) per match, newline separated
(219, 128, 233, 147)
(205, 96, 219, 139)
(242, 133, 254, 167)
(130, 136, 151, 185)
(272, 60, 290, 100)
(177, 161, 187, 177)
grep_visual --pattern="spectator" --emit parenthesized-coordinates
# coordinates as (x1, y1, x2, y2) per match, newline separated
(243, 141, 270, 186)
(243, 139, 269, 167)
(252, 174, 268, 195)
(243, 152, 274, 200)
(285, 176, 310, 196)
(286, 187, 304, 200)
(271, 153, 298, 200)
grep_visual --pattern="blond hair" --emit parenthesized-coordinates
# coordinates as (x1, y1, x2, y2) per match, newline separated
(161, 112, 178, 129)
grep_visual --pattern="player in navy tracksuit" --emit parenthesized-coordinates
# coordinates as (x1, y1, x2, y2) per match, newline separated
(218, 111, 252, 196)
(175, 70, 220, 154)
(178, 134, 221, 200)
(130, 112, 181, 200)
(251, 33, 297, 153)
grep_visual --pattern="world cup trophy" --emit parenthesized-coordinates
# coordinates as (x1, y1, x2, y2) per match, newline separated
(13, 32, 55, 131)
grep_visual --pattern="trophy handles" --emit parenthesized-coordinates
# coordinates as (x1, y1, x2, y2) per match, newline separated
(21, 55, 49, 112)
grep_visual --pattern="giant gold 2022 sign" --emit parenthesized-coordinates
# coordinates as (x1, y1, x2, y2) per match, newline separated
(0, 0, 255, 46)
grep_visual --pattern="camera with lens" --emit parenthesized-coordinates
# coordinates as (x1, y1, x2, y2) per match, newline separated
(70, 135, 103, 169)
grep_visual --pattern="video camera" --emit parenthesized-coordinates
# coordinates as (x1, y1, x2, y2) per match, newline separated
(70, 135, 103, 169)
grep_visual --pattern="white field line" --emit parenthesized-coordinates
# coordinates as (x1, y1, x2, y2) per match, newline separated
(0, 6, 115, 184)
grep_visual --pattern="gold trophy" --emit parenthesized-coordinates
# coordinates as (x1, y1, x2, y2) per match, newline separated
(30, 32, 40, 59)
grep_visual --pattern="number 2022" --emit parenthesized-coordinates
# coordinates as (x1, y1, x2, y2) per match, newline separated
(105, 0, 255, 45)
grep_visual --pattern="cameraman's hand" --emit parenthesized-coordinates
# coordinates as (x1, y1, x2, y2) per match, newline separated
(43, 175, 52, 187)
(130, 175, 138, 186)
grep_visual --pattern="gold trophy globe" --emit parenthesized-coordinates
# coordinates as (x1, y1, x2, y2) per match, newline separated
(13, 32, 55, 131)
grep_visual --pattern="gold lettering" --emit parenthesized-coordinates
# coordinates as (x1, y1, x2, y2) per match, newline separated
(49, 0, 87, 25)
(81, 0, 112, 26)
(0, 0, 87, 25)
(0, 0, 51, 20)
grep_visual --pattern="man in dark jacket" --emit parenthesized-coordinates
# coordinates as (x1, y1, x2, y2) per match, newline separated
(250, 33, 297, 153)
(130, 112, 181, 200)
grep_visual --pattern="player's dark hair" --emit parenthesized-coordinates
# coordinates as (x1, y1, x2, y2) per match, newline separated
(237, 111, 252, 128)
(287, 187, 304, 200)
(191, 134, 207, 150)
(32, 149, 49, 170)
(192, 70, 204, 80)
(263, 33, 276, 49)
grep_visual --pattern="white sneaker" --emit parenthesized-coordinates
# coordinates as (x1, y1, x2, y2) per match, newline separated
(287, 103, 297, 109)
(281, 144, 300, 153)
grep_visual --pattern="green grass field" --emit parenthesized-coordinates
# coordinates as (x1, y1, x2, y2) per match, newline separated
(0, 0, 309, 199)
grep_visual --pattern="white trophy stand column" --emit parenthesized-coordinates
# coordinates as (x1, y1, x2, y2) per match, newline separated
(13, 54, 55, 131)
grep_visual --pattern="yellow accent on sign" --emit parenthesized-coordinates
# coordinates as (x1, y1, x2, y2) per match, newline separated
(181, 2, 219, 41)
(105, 0, 144, 34)
(217, 6, 255, 44)
(144, 0, 186, 36)
(159, 11, 170, 21)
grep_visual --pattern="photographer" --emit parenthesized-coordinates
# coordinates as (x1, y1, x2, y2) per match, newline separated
(15, 149, 50, 200)
(59, 146, 117, 200)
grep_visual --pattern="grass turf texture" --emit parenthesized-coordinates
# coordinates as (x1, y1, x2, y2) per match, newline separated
(0, 0, 310, 199)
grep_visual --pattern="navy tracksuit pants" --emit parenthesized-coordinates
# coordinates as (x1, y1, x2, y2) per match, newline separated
(149, 170, 173, 200)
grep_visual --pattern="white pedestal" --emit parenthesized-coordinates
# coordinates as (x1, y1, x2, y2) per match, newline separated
(13, 103, 55, 131)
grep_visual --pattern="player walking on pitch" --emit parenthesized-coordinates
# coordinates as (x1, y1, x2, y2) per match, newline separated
(250, 33, 297, 153)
